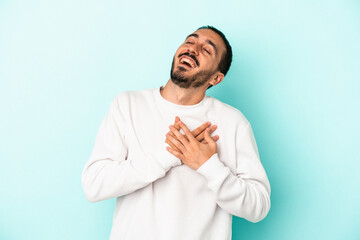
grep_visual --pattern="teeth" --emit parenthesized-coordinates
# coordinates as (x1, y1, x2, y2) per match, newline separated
(180, 57, 195, 68)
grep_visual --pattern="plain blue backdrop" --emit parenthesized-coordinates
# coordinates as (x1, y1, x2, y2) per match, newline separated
(1, 0, 359, 239)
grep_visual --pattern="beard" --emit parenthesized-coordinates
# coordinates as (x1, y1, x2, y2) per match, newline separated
(170, 56, 215, 89)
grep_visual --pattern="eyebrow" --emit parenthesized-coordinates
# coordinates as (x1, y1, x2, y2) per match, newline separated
(185, 33, 218, 56)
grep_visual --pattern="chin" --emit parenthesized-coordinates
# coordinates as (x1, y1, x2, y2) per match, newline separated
(177, 66, 188, 72)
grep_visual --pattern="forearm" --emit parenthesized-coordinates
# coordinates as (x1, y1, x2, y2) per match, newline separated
(196, 153, 271, 223)
(82, 143, 181, 202)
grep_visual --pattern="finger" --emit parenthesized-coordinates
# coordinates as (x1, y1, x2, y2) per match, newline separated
(204, 127, 216, 146)
(169, 125, 190, 149)
(166, 131, 187, 152)
(169, 126, 189, 142)
(168, 131, 177, 139)
(173, 116, 181, 130)
(195, 124, 217, 142)
(178, 120, 197, 144)
(174, 117, 190, 141)
(202, 135, 219, 144)
(213, 135, 219, 142)
(192, 121, 211, 138)
(173, 121, 181, 131)
(165, 138, 181, 153)
(166, 146, 185, 162)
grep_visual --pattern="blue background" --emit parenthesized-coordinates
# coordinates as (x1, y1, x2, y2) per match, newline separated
(1, 0, 359, 239)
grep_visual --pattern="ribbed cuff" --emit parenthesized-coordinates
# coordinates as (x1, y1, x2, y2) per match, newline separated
(196, 153, 227, 181)
(153, 142, 182, 171)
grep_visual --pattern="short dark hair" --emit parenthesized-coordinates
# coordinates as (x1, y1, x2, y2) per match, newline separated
(197, 25, 232, 89)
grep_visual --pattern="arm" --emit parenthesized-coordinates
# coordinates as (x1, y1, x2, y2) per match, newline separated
(81, 96, 181, 202)
(166, 119, 271, 223)
(196, 123, 271, 223)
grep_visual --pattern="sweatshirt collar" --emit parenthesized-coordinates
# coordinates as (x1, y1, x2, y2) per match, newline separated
(154, 86, 211, 111)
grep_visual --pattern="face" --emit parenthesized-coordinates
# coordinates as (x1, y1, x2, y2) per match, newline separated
(170, 28, 226, 89)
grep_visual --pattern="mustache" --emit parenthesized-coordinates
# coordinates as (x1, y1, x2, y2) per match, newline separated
(178, 52, 200, 67)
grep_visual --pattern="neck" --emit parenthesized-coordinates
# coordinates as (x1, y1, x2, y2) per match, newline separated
(160, 79, 207, 106)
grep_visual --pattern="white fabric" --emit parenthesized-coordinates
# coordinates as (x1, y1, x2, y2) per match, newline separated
(81, 87, 271, 240)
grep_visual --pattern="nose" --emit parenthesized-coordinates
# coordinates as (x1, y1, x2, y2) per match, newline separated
(188, 43, 199, 56)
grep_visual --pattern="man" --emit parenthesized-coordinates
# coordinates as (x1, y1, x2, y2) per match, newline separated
(82, 25, 271, 240)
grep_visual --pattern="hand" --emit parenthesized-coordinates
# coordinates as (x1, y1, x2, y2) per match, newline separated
(165, 116, 219, 153)
(166, 117, 218, 170)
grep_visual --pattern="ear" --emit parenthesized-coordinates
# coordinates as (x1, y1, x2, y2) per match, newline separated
(208, 72, 224, 87)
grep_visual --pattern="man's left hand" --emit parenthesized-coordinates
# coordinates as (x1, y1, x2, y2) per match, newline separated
(165, 117, 218, 170)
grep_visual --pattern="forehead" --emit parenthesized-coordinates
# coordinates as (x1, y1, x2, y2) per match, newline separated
(186, 29, 226, 55)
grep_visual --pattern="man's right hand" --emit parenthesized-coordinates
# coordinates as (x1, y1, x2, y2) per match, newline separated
(165, 116, 219, 153)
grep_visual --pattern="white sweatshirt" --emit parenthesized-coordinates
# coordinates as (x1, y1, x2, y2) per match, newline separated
(82, 87, 271, 240)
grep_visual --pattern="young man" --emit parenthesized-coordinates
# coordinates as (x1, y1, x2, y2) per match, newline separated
(82, 26, 271, 240)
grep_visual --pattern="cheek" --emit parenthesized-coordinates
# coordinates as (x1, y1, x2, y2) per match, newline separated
(200, 58, 216, 69)
(176, 46, 187, 55)
(209, 57, 221, 70)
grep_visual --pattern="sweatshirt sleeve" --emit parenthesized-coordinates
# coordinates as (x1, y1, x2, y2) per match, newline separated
(81, 95, 181, 202)
(196, 122, 271, 223)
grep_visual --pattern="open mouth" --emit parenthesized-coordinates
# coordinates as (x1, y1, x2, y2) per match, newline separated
(179, 56, 197, 68)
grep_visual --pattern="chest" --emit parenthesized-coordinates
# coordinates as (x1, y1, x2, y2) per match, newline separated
(123, 104, 238, 172)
